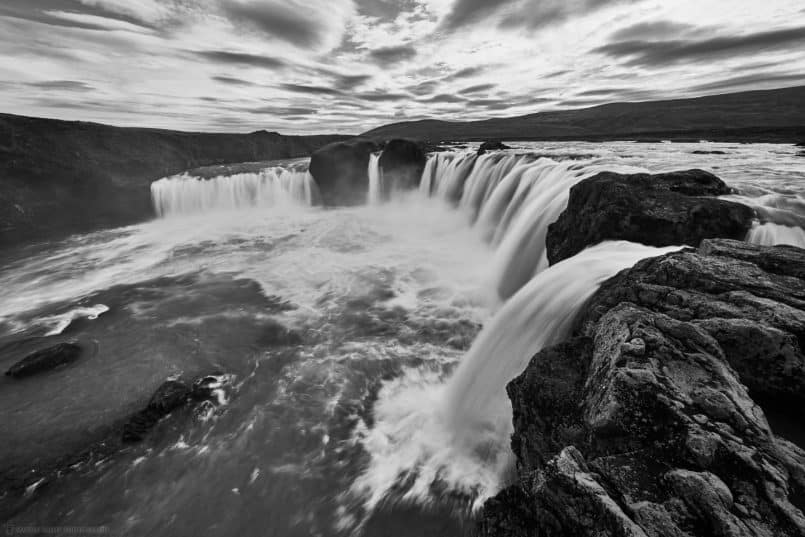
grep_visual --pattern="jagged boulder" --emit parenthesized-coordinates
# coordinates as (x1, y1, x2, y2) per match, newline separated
(478, 140, 511, 155)
(378, 138, 426, 197)
(121, 374, 231, 442)
(5, 342, 82, 378)
(122, 380, 192, 442)
(481, 240, 805, 537)
(308, 138, 380, 205)
(545, 170, 755, 264)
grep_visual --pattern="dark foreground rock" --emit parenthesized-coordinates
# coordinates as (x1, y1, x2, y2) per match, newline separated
(478, 140, 511, 155)
(5, 342, 82, 378)
(481, 240, 805, 537)
(546, 169, 755, 264)
(378, 138, 426, 196)
(308, 138, 379, 205)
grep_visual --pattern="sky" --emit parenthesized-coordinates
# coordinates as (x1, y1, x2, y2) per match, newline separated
(0, 0, 804, 134)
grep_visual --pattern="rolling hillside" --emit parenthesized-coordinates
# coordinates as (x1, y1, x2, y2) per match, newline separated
(363, 86, 805, 142)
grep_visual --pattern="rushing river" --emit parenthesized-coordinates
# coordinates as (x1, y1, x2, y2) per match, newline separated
(1, 142, 803, 535)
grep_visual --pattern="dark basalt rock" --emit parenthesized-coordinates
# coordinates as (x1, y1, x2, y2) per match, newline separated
(480, 240, 805, 537)
(477, 140, 510, 155)
(378, 138, 426, 197)
(545, 169, 755, 264)
(122, 380, 192, 442)
(5, 342, 82, 378)
(308, 138, 380, 205)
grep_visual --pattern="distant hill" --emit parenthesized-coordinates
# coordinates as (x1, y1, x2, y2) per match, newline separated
(0, 114, 348, 248)
(362, 86, 805, 143)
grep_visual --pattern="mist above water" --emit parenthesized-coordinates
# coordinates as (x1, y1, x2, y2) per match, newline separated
(2, 141, 803, 536)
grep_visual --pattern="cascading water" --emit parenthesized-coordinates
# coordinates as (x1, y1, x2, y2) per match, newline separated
(151, 167, 320, 217)
(352, 241, 681, 513)
(367, 153, 383, 205)
(5, 141, 804, 536)
(746, 222, 805, 247)
(415, 151, 649, 300)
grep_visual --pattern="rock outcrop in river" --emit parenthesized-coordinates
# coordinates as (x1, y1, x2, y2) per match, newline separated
(309, 138, 380, 205)
(310, 137, 428, 205)
(378, 138, 426, 193)
(480, 239, 805, 537)
(545, 169, 755, 264)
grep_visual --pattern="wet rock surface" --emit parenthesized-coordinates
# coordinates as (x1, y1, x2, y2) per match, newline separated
(309, 138, 380, 205)
(477, 140, 511, 155)
(5, 342, 82, 378)
(481, 240, 805, 536)
(378, 138, 427, 195)
(545, 170, 756, 264)
(121, 380, 193, 442)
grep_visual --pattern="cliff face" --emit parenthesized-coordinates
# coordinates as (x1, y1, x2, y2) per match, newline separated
(0, 114, 349, 248)
(480, 240, 805, 537)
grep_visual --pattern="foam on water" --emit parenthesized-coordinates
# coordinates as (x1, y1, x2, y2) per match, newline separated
(39, 304, 110, 335)
(350, 241, 682, 513)
(1, 142, 803, 535)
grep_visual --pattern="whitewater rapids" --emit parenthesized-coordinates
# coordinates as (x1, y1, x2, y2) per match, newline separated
(1, 141, 803, 536)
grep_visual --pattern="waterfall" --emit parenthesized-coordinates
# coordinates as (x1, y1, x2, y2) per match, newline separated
(352, 241, 681, 512)
(151, 167, 319, 217)
(442, 241, 682, 451)
(417, 151, 648, 300)
(367, 153, 383, 205)
(746, 222, 805, 247)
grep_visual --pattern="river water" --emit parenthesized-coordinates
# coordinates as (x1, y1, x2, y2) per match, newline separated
(1, 141, 803, 535)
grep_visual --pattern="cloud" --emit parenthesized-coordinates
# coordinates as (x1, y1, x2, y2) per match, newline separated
(356, 91, 410, 102)
(609, 20, 697, 41)
(467, 98, 511, 110)
(575, 87, 628, 97)
(594, 26, 805, 66)
(25, 80, 94, 91)
(221, 0, 353, 51)
(76, 0, 173, 26)
(221, 1, 322, 48)
(368, 44, 417, 64)
(212, 76, 256, 86)
(406, 80, 439, 96)
(441, 0, 515, 29)
(333, 74, 372, 90)
(195, 50, 286, 69)
(458, 83, 495, 94)
(420, 93, 466, 103)
(443, 66, 485, 80)
(278, 83, 343, 95)
(441, 0, 639, 31)
(689, 72, 805, 93)
(543, 69, 571, 78)
(250, 105, 317, 115)
(0, 1, 149, 31)
(354, 0, 420, 20)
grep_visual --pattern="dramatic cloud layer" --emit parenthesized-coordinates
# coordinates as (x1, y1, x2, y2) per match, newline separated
(0, 0, 803, 133)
